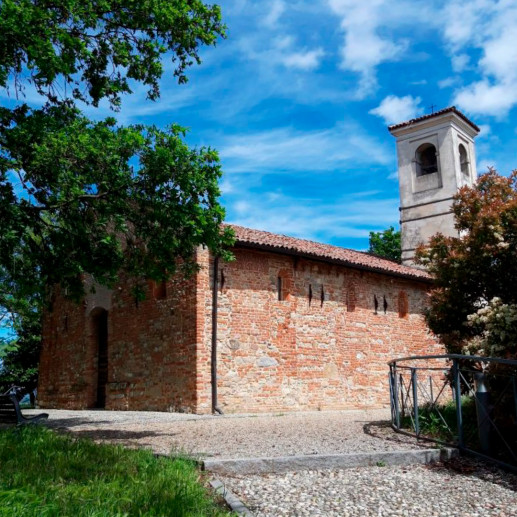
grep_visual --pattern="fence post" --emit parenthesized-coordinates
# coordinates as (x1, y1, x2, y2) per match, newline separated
(392, 364, 400, 429)
(389, 367, 394, 425)
(474, 372, 491, 454)
(453, 358, 464, 449)
(411, 368, 419, 436)
(513, 376, 517, 421)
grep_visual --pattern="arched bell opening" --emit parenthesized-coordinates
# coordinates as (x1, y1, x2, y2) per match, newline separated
(415, 143, 438, 176)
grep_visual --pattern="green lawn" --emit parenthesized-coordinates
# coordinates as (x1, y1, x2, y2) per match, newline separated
(0, 426, 231, 517)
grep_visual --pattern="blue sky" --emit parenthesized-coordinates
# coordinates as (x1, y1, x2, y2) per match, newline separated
(3, 0, 517, 253)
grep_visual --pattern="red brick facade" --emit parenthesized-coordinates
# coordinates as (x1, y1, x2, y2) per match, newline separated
(38, 228, 444, 414)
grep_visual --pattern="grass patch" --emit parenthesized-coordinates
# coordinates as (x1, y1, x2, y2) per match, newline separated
(0, 426, 231, 517)
(402, 396, 477, 443)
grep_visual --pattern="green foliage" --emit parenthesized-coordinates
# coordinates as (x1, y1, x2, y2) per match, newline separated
(401, 397, 476, 444)
(416, 170, 517, 355)
(1, 104, 234, 302)
(0, 0, 225, 108)
(368, 226, 401, 263)
(0, 301, 40, 396)
(0, 426, 231, 516)
(0, 0, 233, 388)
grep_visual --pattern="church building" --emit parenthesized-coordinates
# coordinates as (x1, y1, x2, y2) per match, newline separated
(37, 107, 480, 414)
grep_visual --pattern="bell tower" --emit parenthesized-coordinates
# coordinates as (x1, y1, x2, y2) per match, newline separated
(388, 106, 480, 266)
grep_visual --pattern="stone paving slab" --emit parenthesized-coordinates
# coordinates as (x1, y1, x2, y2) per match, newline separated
(203, 448, 458, 475)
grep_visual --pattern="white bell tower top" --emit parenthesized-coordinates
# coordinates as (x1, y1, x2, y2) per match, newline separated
(388, 106, 480, 266)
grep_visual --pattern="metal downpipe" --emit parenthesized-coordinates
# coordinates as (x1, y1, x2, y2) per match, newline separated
(211, 255, 223, 415)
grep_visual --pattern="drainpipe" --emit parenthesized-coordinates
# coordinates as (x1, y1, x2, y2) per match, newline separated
(211, 255, 223, 415)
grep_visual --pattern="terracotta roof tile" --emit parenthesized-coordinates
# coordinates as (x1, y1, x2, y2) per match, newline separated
(388, 106, 480, 133)
(226, 224, 431, 282)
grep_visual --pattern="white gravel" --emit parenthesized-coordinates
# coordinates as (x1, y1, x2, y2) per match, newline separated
(218, 459, 517, 516)
(39, 408, 433, 458)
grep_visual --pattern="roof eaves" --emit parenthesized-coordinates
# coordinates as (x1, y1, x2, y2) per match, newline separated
(233, 240, 432, 284)
(388, 106, 480, 133)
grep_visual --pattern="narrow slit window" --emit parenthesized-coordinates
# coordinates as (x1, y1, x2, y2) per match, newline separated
(374, 294, 379, 314)
(153, 280, 167, 300)
(277, 276, 283, 301)
(347, 284, 356, 312)
(398, 291, 408, 318)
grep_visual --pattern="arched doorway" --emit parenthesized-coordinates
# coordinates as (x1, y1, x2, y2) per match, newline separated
(91, 308, 108, 408)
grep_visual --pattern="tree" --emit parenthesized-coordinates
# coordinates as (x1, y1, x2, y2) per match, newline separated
(368, 226, 401, 263)
(416, 170, 517, 357)
(0, 0, 233, 392)
(0, 0, 225, 108)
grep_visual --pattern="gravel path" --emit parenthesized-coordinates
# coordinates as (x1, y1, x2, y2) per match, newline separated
(37, 408, 433, 459)
(218, 458, 517, 516)
(30, 409, 517, 516)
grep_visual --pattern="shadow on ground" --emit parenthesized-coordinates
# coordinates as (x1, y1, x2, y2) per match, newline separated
(428, 456, 517, 492)
(362, 420, 434, 449)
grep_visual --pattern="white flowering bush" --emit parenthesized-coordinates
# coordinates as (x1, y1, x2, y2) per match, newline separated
(463, 297, 517, 357)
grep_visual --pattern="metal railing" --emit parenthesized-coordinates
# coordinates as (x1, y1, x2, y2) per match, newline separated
(389, 354, 517, 472)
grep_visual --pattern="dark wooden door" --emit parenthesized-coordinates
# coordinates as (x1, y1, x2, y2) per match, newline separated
(95, 310, 108, 408)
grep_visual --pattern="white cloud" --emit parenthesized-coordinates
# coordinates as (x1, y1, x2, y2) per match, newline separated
(477, 160, 496, 174)
(282, 49, 324, 70)
(438, 77, 458, 89)
(327, 0, 432, 98)
(454, 80, 517, 118)
(451, 54, 470, 72)
(369, 95, 423, 125)
(226, 192, 400, 243)
(218, 122, 391, 174)
(264, 0, 285, 27)
(477, 124, 491, 138)
(442, 1, 517, 116)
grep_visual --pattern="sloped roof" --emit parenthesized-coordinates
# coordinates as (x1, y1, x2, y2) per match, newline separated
(227, 224, 431, 282)
(388, 106, 480, 133)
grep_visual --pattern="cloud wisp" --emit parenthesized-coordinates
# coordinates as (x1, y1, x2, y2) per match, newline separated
(217, 123, 392, 175)
(369, 95, 423, 125)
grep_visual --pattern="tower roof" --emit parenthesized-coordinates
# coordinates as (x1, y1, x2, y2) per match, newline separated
(388, 106, 480, 133)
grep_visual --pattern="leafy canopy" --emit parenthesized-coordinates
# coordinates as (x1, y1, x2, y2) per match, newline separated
(416, 170, 517, 357)
(0, 0, 232, 391)
(368, 226, 401, 263)
(1, 104, 232, 301)
(0, 0, 225, 107)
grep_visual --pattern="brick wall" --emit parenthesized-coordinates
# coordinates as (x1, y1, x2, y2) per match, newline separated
(197, 247, 443, 413)
(38, 245, 444, 414)
(38, 264, 199, 412)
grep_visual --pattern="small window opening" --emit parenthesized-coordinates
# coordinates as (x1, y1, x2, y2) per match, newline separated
(220, 270, 225, 292)
(153, 280, 167, 300)
(320, 285, 325, 307)
(383, 295, 388, 314)
(398, 291, 408, 318)
(415, 143, 438, 176)
(308, 284, 313, 306)
(374, 294, 379, 314)
(277, 276, 283, 301)
(459, 144, 469, 177)
(347, 284, 356, 312)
